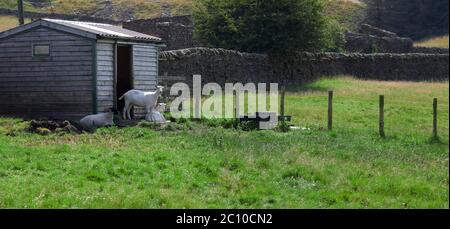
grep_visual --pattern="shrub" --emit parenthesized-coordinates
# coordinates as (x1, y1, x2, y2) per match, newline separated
(193, 0, 331, 55)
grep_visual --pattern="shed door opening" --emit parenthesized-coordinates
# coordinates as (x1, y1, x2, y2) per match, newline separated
(116, 45, 133, 113)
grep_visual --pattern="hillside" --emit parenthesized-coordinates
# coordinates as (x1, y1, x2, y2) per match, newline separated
(0, 0, 362, 24)
(0, 0, 193, 21)
(0, 15, 31, 32)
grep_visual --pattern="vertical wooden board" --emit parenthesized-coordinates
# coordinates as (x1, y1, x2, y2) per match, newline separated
(132, 44, 159, 117)
(132, 44, 158, 90)
(96, 42, 114, 112)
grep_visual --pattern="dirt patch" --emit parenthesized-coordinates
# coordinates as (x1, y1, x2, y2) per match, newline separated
(29, 120, 82, 135)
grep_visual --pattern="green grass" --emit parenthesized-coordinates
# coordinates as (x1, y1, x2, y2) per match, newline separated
(414, 36, 449, 48)
(0, 77, 448, 208)
(286, 77, 449, 142)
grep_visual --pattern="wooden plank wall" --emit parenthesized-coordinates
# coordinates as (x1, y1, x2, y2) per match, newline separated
(132, 44, 158, 117)
(96, 43, 114, 113)
(0, 27, 94, 120)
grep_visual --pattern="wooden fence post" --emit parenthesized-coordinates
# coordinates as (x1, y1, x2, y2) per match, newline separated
(281, 86, 286, 118)
(379, 95, 385, 138)
(433, 98, 438, 138)
(328, 91, 333, 131)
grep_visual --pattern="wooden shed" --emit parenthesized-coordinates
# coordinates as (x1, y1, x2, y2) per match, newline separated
(0, 19, 164, 120)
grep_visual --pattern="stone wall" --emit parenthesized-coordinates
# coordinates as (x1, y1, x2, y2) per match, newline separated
(123, 15, 200, 51)
(158, 48, 449, 87)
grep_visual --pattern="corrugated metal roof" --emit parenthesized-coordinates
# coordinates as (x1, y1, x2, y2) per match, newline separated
(42, 18, 162, 42)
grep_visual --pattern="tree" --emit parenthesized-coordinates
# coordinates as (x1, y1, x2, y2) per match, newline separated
(193, 0, 333, 56)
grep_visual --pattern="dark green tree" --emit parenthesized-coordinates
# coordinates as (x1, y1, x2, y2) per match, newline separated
(193, 0, 335, 56)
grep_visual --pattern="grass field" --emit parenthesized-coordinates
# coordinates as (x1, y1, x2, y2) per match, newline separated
(414, 36, 449, 48)
(0, 77, 448, 208)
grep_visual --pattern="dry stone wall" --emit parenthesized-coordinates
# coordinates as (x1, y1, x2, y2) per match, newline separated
(345, 24, 414, 53)
(159, 48, 449, 87)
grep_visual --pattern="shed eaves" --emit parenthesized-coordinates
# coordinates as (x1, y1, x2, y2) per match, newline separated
(42, 18, 162, 42)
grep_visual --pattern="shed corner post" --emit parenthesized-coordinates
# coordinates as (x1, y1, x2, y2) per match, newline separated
(113, 41, 118, 110)
(91, 40, 98, 114)
(156, 45, 160, 88)
(130, 44, 135, 89)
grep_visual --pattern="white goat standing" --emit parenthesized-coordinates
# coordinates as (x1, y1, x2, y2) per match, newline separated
(119, 86, 164, 120)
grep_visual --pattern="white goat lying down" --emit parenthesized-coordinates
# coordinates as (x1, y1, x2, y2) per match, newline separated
(119, 86, 164, 120)
(146, 111, 166, 123)
(155, 103, 167, 113)
(146, 103, 167, 123)
(80, 109, 116, 130)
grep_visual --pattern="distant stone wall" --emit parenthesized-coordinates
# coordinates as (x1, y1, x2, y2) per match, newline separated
(345, 24, 414, 53)
(123, 15, 200, 51)
(345, 32, 413, 53)
(0, 8, 120, 24)
(358, 24, 398, 38)
(159, 48, 449, 87)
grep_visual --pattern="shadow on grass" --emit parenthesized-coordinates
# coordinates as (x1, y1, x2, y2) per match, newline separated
(285, 76, 341, 93)
(286, 84, 331, 93)
(427, 135, 445, 145)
